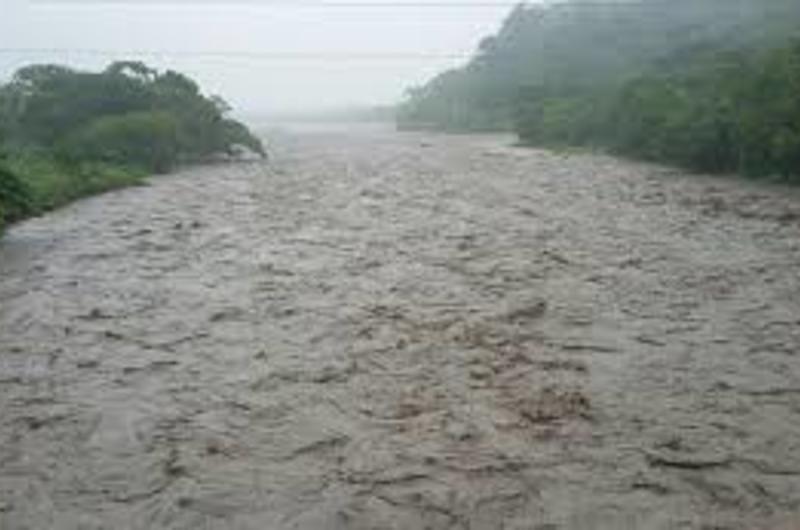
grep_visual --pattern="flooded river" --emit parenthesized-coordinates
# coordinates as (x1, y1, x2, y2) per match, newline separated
(2, 125, 800, 529)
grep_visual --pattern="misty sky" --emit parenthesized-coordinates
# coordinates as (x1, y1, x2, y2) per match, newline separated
(0, 0, 514, 115)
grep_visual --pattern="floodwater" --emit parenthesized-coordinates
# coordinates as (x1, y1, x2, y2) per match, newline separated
(1, 125, 800, 529)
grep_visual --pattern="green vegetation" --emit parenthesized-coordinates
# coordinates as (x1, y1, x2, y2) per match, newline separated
(5, 151, 146, 213)
(59, 111, 180, 174)
(0, 158, 31, 232)
(0, 61, 265, 233)
(398, 0, 800, 180)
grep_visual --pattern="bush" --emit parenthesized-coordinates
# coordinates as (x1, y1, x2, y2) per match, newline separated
(59, 111, 180, 173)
(511, 40, 800, 181)
(0, 159, 32, 231)
(6, 151, 144, 214)
(0, 62, 265, 168)
(603, 42, 800, 179)
(514, 88, 609, 148)
(0, 62, 266, 233)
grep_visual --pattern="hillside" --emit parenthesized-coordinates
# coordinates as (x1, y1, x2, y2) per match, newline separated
(397, 0, 800, 179)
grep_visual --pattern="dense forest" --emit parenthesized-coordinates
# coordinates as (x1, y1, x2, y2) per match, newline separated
(397, 0, 800, 181)
(0, 62, 265, 233)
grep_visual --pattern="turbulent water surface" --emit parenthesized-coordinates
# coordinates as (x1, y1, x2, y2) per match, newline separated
(1, 125, 800, 529)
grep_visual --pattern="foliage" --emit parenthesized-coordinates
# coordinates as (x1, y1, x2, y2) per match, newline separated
(0, 61, 266, 231)
(0, 61, 265, 160)
(529, 41, 800, 179)
(59, 111, 180, 173)
(221, 118, 268, 158)
(0, 157, 32, 232)
(398, 0, 800, 180)
(5, 151, 145, 213)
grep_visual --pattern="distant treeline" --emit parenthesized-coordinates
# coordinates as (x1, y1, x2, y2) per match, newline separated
(397, 0, 800, 181)
(0, 61, 265, 232)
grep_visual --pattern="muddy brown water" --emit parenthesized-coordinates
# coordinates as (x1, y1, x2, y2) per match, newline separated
(2, 124, 800, 529)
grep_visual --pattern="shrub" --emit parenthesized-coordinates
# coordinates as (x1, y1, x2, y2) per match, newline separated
(59, 111, 180, 173)
(0, 159, 32, 231)
(511, 40, 800, 181)
(0, 62, 266, 233)
(6, 151, 144, 214)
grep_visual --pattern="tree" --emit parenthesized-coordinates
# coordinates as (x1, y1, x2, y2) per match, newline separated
(398, 0, 800, 180)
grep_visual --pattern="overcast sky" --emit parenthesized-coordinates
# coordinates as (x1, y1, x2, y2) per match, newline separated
(0, 0, 513, 115)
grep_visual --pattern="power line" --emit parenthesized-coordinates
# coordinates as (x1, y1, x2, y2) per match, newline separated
(0, 48, 471, 61)
(32, 0, 525, 7)
(30, 1, 736, 8)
